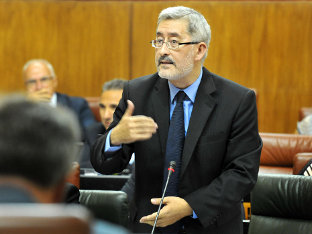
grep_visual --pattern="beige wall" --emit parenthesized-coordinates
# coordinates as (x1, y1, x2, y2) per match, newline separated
(0, 1, 311, 133)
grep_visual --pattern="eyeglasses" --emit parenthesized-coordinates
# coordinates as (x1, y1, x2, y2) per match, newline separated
(25, 76, 54, 88)
(150, 39, 200, 50)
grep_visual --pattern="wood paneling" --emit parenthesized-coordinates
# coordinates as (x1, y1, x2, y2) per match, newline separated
(0, 1, 131, 96)
(131, 1, 312, 133)
(0, 1, 311, 133)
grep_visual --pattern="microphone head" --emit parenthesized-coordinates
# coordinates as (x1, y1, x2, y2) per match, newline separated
(169, 161, 176, 170)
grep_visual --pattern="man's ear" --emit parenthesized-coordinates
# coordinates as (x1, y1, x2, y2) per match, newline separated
(194, 42, 207, 62)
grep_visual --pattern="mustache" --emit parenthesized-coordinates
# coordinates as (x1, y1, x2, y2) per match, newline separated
(158, 56, 175, 66)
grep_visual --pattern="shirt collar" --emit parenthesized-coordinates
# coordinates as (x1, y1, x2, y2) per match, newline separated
(168, 68, 203, 103)
(50, 93, 57, 107)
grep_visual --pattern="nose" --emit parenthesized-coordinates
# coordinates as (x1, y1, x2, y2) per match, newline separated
(34, 80, 43, 90)
(158, 42, 171, 56)
(103, 109, 113, 120)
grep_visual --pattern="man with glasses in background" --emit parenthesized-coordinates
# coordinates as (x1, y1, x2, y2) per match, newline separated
(92, 6, 262, 233)
(23, 59, 96, 142)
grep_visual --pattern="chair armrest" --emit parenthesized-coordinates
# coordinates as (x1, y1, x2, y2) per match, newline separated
(66, 162, 80, 189)
(293, 153, 312, 175)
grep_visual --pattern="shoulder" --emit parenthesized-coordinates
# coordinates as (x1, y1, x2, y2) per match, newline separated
(123, 73, 165, 100)
(202, 67, 255, 100)
(57, 92, 88, 106)
(127, 73, 160, 90)
(204, 68, 250, 92)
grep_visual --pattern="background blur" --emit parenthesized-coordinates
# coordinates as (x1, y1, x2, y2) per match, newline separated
(0, 0, 311, 133)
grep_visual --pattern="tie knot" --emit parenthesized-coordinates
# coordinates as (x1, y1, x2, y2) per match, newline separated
(176, 91, 186, 103)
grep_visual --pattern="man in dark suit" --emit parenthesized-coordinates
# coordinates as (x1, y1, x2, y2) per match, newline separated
(88, 79, 127, 146)
(23, 59, 96, 141)
(91, 6, 262, 233)
(81, 79, 127, 168)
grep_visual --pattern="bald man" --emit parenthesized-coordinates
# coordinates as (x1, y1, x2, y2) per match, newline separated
(23, 59, 96, 142)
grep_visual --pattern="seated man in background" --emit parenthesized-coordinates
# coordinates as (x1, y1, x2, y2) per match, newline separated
(23, 59, 96, 141)
(297, 114, 312, 135)
(81, 79, 127, 168)
(81, 79, 135, 206)
(0, 95, 128, 234)
(89, 79, 126, 145)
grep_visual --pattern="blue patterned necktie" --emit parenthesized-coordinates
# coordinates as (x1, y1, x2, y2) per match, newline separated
(160, 91, 186, 233)
(163, 91, 186, 196)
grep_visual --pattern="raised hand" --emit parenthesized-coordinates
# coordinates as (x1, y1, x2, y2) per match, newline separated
(27, 89, 52, 102)
(110, 100, 158, 145)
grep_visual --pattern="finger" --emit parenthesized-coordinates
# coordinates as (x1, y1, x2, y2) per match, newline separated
(151, 198, 161, 205)
(131, 125, 158, 135)
(130, 117, 158, 130)
(124, 100, 135, 117)
(129, 133, 155, 142)
(35, 89, 50, 94)
(152, 197, 172, 205)
(140, 212, 157, 223)
(131, 116, 157, 124)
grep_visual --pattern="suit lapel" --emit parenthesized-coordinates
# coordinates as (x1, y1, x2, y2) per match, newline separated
(151, 77, 170, 156)
(56, 92, 65, 106)
(181, 69, 217, 177)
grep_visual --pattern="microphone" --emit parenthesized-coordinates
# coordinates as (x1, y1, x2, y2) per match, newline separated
(151, 161, 176, 234)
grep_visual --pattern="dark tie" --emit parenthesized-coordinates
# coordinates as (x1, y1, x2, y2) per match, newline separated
(163, 91, 186, 196)
(160, 91, 186, 234)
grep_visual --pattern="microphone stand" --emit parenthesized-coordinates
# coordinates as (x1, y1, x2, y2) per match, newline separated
(151, 161, 176, 234)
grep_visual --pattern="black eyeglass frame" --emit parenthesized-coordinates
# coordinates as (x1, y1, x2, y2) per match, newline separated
(24, 76, 54, 86)
(150, 40, 200, 49)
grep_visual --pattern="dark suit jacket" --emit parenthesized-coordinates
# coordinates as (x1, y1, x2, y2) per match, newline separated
(80, 122, 105, 168)
(56, 92, 96, 141)
(91, 68, 262, 233)
(57, 92, 96, 166)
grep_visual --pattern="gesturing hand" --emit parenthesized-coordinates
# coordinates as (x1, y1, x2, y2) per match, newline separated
(139, 196, 193, 227)
(110, 100, 158, 145)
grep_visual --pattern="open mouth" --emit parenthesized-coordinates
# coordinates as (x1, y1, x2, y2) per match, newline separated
(160, 61, 173, 65)
(159, 59, 174, 66)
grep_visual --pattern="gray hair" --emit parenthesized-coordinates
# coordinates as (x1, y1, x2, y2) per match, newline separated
(158, 6, 211, 60)
(0, 95, 80, 188)
(22, 59, 56, 78)
(102, 79, 127, 92)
